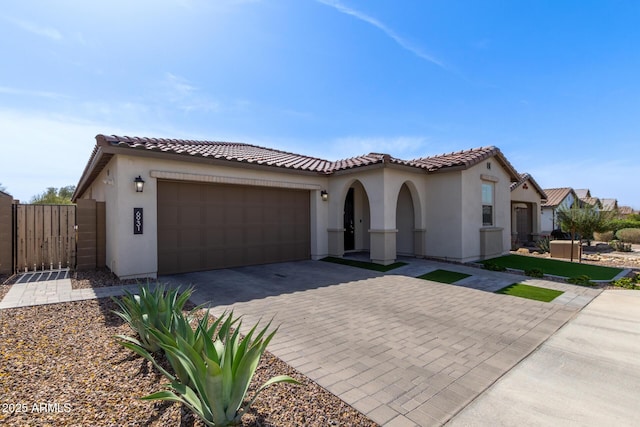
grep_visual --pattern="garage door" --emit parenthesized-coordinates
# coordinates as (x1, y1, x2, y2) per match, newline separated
(157, 180, 310, 275)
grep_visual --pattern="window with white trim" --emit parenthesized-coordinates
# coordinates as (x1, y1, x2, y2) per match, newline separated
(482, 182, 494, 226)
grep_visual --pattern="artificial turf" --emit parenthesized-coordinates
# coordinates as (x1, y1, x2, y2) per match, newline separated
(480, 254, 622, 280)
(321, 257, 408, 272)
(417, 269, 471, 284)
(495, 283, 564, 302)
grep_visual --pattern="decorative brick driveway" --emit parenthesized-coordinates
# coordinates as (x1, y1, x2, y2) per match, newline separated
(163, 260, 595, 426)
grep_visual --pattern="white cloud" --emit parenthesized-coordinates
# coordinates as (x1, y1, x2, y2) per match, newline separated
(9, 17, 63, 41)
(315, 0, 446, 69)
(0, 86, 69, 99)
(162, 73, 220, 113)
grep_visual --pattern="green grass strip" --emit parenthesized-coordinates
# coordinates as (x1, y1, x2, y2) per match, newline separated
(480, 254, 622, 280)
(495, 283, 564, 302)
(418, 269, 471, 284)
(321, 257, 407, 272)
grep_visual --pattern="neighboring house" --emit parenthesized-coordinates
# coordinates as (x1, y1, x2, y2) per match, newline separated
(601, 198, 618, 212)
(618, 206, 634, 218)
(574, 189, 591, 199)
(510, 173, 547, 245)
(73, 135, 521, 279)
(574, 188, 602, 210)
(541, 187, 579, 234)
(580, 196, 602, 210)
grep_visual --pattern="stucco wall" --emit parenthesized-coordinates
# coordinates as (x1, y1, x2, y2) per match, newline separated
(424, 171, 463, 260)
(81, 154, 329, 278)
(460, 160, 512, 261)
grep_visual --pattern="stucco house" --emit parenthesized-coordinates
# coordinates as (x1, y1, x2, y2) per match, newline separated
(601, 198, 618, 212)
(541, 187, 579, 234)
(575, 188, 602, 210)
(72, 135, 521, 279)
(510, 173, 547, 245)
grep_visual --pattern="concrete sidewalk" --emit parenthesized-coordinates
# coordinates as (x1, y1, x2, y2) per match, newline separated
(0, 274, 141, 309)
(448, 289, 640, 426)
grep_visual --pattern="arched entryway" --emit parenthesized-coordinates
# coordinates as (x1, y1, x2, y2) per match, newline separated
(343, 181, 371, 252)
(396, 183, 415, 255)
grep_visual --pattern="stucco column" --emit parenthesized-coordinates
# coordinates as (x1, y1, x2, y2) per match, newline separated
(327, 228, 345, 257)
(413, 228, 426, 258)
(369, 229, 397, 265)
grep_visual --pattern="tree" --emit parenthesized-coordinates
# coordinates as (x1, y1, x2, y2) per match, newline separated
(556, 204, 613, 262)
(0, 183, 6, 193)
(30, 185, 76, 205)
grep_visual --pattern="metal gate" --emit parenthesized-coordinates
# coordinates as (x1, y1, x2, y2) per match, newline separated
(13, 204, 76, 272)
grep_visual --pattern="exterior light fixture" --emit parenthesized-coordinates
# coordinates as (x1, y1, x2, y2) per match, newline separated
(134, 176, 145, 193)
(321, 190, 329, 201)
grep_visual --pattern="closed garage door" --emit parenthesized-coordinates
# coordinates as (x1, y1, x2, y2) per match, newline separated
(157, 180, 310, 275)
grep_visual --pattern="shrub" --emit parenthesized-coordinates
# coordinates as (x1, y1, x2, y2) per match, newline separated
(616, 228, 640, 244)
(606, 219, 640, 234)
(610, 276, 640, 290)
(536, 237, 550, 254)
(593, 231, 614, 242)
(112, 283, 194, 352)
(484, 262, 507, 272)
(525, 268, 544, 278)
(610, 240, 633, 252)
(567, 275, 596, 286)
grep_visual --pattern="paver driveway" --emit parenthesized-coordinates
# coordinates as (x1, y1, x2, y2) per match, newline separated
(162, 260, 586, 426)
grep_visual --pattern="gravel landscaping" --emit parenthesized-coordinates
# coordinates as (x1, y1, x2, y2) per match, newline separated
(0, 290, 377, 426)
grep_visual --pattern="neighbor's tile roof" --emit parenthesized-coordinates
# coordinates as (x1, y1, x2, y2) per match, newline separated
(601, 198, 618, 211)
(580, 196, 601, 208)
(73, 135, 521, 200)
(541, 187, 574, 208)
(574, 189, 591, 198)
(619, 206, 633, 215)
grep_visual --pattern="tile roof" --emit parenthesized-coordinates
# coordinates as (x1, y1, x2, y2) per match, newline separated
(541, 187, 574, 208)
(510, 173, 547, 199)
(601, 198, 618, 211)
(97, 135, 335, 173)
(618, 206, 634, 215)
(73, 135, 521, 200)
(580, 196, 601, 208)
(574, 189, 591, 198)
(412, 146, 506, 171)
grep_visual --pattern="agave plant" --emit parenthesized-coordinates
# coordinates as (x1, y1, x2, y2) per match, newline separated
(118, 310, 237, 387)
(112, 283, 194, 352)
(141, 314, 299, 426)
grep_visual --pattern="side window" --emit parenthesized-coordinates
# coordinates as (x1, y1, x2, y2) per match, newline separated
(482, 182, 494, 226)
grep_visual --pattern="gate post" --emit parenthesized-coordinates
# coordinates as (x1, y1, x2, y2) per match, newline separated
(0, 192, 13, 274)
(76, 199, 97, 271)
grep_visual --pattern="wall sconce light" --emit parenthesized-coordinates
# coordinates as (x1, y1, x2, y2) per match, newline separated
(134, 176, 145, 193)
(321, 190, 329, 201)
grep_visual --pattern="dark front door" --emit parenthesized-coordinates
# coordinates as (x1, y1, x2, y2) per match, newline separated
(344, 188, 355, 251)
(516, 206, 531, 243)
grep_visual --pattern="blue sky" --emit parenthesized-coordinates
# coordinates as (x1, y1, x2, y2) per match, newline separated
(1, 0, 638, 208)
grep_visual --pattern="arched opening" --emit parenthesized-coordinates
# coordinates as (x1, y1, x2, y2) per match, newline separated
(396, 183, 415, 255)
(343, 181, 370, 252)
